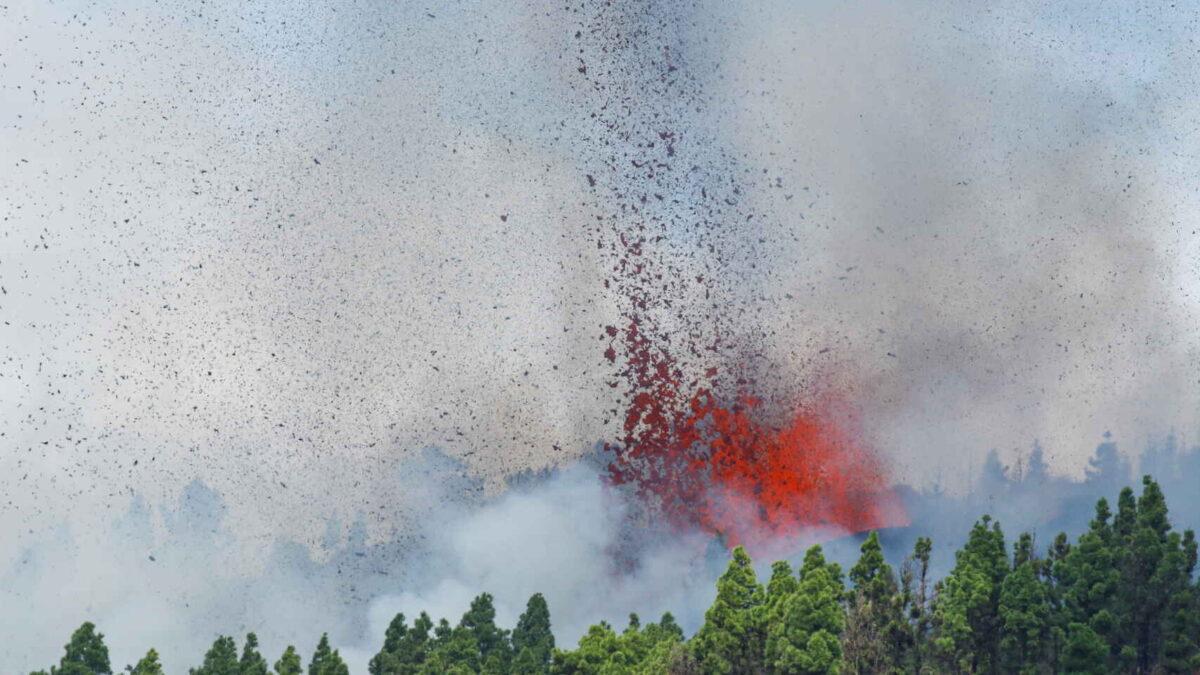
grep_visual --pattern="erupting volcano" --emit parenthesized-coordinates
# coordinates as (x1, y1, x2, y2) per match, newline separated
(571, 1, 905, 550)
(602, 318, 905, 551)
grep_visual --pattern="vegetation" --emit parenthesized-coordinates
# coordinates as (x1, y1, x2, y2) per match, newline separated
(30, 476, 1199, 674)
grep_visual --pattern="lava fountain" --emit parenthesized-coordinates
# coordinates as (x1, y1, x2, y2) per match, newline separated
(603, 319, 906, 551)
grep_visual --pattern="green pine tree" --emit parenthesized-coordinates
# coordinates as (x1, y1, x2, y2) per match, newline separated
(691, 545, 765, 674)
(764, 545, 845, 674)
(998, 553, 1050, 673)
(128, 649, 165, 675)
(370, 611, 434, 674)
(460, 593, 512, 668)
(551, 621, 624, 674)
(843, 532, 907, 673)
(1110, 476, 1194, 671)
(47, 622, 113, 675)
(307, 635, 349, 675)
(899, 536, 933, 674)
(512, 593, 555, 673)
(370, 613, 410, 675)
(425, 623, 480, 674)
(239, 634, 269, 675)
(1056, 499, 1119, 633)
(273, 647, 302, 675)
(191, 636, 239, 675)
(932, 515, 1008, 673)
(1062, 622, 1108, 674)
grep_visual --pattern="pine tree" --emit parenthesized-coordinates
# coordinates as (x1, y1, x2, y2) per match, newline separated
(128, 649, 164, 675)
(842, 532, 906, 673)
(49, 622, 113, 675)
(239, 634, 269, 675)
(1109, 476, 1193, 671)
(1160, 529, 1199, 671)
(1043, 531, 1072, 671)
(765, 560, 798, 602)
(511, 647, 542, 675)
(307, 635, 349, 675)
(370, 611, 434, 674)
(1062, 622, 1108, 675)
(1012, 532, 1035, 570)
(273, 647, 302, 675)
(899, 536, 933, 674)
(550, 621, 623, 674)
(1049, 500, 1117, 671)
(426, 624, 480, 673)
(932, 515, 1008, 672)
(512, 593, 554, 673)
(551, 612, 685, 674)
(764, 545, 845, 674)
(998, 552, 1050, 673)
(190, 636, 239, 675)
(370, 613, 412, 675)
(691, 545, 765, 674)
(460, 593, 511, 668)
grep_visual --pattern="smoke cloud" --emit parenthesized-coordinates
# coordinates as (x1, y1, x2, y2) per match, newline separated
(4, 0, 1200, 670)
(8, 437, 1198, 672)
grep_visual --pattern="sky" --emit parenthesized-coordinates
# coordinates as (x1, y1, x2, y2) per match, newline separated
(3, 0, 1200, 667)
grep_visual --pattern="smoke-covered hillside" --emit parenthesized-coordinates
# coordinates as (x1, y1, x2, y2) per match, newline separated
(7, 435, 1198, 672)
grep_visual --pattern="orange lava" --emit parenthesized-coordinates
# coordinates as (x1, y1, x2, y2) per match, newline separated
(605, 321, 906, 550)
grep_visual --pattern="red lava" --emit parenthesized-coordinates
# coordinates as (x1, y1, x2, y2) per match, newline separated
(604, 320, 906, 550)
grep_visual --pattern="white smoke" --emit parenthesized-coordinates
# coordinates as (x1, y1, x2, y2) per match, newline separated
(2, 454, 724, 673)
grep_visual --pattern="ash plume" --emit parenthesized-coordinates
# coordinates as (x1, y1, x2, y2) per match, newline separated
(3, 0, 1200, 671)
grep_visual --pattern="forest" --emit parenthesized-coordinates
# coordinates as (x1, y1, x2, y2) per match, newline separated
(30, 475, 1199, 674)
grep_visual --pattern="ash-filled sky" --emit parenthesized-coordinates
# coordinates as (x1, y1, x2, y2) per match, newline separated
(4, 0, 1200, 561)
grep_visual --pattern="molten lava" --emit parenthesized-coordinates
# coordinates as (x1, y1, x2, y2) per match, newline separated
(604, 320, 905, 550)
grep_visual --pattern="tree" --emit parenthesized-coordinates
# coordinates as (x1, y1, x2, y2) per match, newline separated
(1160, 541, 1200, 672)
(842, 532, 906, 674)
(370, 613, 409, 675)
(899, 536, 933, 674)
(128, 650, 164, 675)
(691, 546, 765, 674)
(273, 647, 302, 675)
(1043, 530, 1072, 670)
(239, 634, 269, 675)
(1062, 622, 1108, 675)
(841, 590, 889, 674)
(191, 636, 238, 675)
(1057, 500, 1119, 625)
(371, 611, 435, 674)
(512, 593, 555, 673)
(765, 560, 798, 603)
(1012, 532, 1035, 570)
(20, 475, 1200, 675)
(1109, 476, 1196, 671)
(460, 593, 511, 668)
(307, 635, 349, 675)
(998, 555, 1050, 673)
(764, 545, 845, 674)
(425, 624, 480, 674)
(1051, 500, 1119, 672)
(550, 621, 624, 674)
(932, 515, 1008, 673)
(47, 622, 113, 675)
(551, 613, 683, 674)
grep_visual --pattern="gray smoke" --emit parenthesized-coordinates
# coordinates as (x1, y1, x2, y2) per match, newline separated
(2, 451, 729, 672)
(9, 437, 1198, 672)
(5, 0, 1200, 671)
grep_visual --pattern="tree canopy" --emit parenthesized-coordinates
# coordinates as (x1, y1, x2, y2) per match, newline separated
(26, 475, 1200, 675)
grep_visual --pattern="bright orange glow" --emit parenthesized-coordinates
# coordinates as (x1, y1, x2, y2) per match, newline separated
(605, 320, 906, 551)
